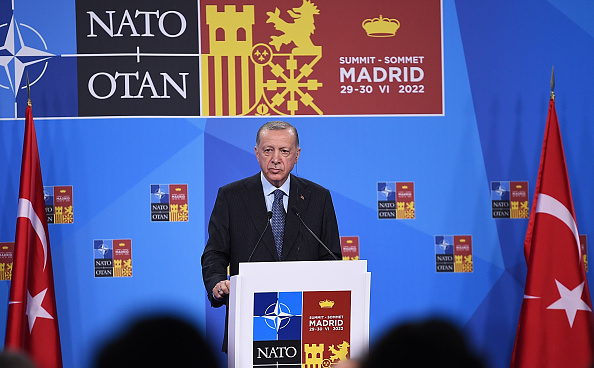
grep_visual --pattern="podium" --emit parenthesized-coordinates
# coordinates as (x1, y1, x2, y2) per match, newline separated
(228, 260, 371, 368)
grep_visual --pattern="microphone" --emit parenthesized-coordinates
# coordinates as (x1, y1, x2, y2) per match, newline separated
(248, 211, 273, 262)
(291, 207, 339, 260)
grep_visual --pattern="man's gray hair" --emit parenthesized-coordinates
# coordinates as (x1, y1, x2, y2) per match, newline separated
(256, 121, 299, 147)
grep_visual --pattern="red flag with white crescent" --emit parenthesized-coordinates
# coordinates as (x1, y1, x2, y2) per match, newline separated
(5, 104, 63, 368)
(510, 98, 594, 368)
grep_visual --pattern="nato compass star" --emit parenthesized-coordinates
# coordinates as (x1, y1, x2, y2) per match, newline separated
(263, 301, 294, 332)
(380, 184, 393, 199)
(437, 238, 451, 252)
(97, 242, 109, 256)
(153, 187, 167, 201)
(0, 15, 54, 97)
(495, 184, 507, 197)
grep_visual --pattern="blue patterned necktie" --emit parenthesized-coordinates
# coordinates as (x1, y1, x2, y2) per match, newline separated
(271, 189, 286, 260)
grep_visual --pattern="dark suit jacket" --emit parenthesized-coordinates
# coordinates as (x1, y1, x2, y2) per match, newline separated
(201, 173, 341, 350)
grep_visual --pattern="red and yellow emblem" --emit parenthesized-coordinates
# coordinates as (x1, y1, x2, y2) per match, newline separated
(200, 0, 443, 116)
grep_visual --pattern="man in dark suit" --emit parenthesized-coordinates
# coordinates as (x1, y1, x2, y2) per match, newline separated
(201, 121, 342, 351)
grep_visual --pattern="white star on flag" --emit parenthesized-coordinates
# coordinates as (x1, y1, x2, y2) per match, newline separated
(26, 288, 54, 333)
(547, 280, 592, 328)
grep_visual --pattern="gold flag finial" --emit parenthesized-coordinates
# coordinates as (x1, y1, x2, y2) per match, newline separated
(26, 72, 31, 106)
(550, 66, 555, 101)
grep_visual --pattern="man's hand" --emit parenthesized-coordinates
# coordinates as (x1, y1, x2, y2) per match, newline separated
(212, 280, 230, 300)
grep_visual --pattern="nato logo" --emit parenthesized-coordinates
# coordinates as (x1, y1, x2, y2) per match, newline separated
(253, 292, 302, 366)
(435, 236, 453, 255)
(151, 184, 169, 203)
(491, 181, 529, 219)
(435, 235, 473, 273)
(43, 186, 55, 222)
(377, 182, 396, 201)
(94, 239, 113, 277)
(435, 235, 454, 272)
(150, 184, 189, 222)
(253, 292, 302, 341)
(150, 184, 170, 221)
(0, 3, 78, 118)
(491, 181, 510, 218)
(43, 187, 54, 206)
(377, 182, 396, 219)
(94, 239, 113, 259)
(491, 181, 510, 200)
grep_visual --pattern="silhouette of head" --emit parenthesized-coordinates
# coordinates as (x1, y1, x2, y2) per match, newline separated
(362, 318, 484, 368)
(94, 315, 219, 368)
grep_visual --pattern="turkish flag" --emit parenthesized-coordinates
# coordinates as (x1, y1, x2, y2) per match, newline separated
(510, 98, 594, 368)
(5, 104, 63, 368)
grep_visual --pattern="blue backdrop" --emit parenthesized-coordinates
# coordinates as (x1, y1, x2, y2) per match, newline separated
(1, 1, 593, 367)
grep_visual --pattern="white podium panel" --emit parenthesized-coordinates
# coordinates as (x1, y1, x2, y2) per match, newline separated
(228, 260, 371, 368)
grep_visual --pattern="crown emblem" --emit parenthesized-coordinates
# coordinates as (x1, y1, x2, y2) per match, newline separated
(175, 187, 182, 191)
(362, 15, 400, 37)
(319, 299, 335, 308)
(119, 242, 126, 246)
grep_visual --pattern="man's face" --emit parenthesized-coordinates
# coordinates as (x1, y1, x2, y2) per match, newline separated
(255, 129, 301, 188)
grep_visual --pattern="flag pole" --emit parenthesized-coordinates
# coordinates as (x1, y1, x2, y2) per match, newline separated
(6, 73, 64, 368)
(550, 66, 555, 101)
(26, 72, 32, 107)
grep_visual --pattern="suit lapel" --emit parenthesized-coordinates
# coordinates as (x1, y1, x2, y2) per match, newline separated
(241, 173, 278, 260)
(283, 175, 310, 259)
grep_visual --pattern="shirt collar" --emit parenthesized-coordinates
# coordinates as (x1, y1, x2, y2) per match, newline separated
(260, 172, 291, 196)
